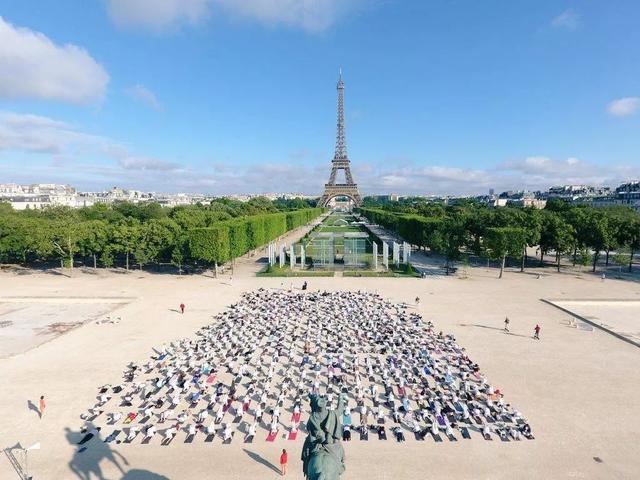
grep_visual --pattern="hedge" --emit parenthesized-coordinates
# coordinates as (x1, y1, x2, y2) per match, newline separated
(359, 208, 443, 251)
(189, 208, 323, 264)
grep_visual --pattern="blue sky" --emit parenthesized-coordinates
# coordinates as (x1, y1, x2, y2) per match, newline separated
(0, 0, 639, 195)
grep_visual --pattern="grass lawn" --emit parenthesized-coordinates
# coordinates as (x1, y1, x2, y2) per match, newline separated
(257, 265, 335, 277)
(343, 267, 421, 278)
(317, 226, 363, 233)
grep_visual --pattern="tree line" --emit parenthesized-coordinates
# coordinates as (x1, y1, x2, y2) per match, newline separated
(359, 198, 640, 277)
(0, 197, 321, 272)
(190, 208, 323, 265)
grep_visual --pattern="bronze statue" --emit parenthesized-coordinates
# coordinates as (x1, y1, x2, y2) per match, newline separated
(301, 393, 346, 480)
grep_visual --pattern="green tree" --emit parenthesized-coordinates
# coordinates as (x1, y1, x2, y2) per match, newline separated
(563, 207, 589, 266)
(134, 218, 177, 270)
(520, 208, 542, 271)
(583, 210, 612, 272)
(484, 227, 527, 278)
(50, 220, 84, 270)
(77, 220, 109, 268)
(618, 216, 640, 272)
(441, 214, 467, 274)
(465, 208, 495, 255)
(539, 212, 575, 272)
(112, 218, 141, 270)
(0, 216, 48, 264)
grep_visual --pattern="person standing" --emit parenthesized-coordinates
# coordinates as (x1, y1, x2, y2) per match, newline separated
(534, 324, 541, 340)
(280, 448, 288, 476)
(504, 317, 510, 333)
(415, 296, 420, 306)
(39, 395, 46, 419)
(179, 303, 185, 314)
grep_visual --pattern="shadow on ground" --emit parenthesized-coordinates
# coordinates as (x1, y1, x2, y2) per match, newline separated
(243, 448, 281, 475)
(459, 323, 532, 339)
(61, 423, 170, 480)
(121, 470, 170, 480)
(27, 399, 40, 418)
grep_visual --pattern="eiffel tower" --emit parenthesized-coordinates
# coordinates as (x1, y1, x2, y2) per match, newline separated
(317, 70, 362, 208)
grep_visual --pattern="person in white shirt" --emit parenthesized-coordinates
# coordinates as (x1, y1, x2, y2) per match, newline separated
(223, 423, 233, 442)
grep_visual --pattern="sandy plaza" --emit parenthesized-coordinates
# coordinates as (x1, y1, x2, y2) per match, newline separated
(2, 2, 640, 479)
(1, 248, 639, 480)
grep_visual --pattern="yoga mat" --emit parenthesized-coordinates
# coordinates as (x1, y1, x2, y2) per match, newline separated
(104, 430, 121, 443)
(78, 433, 95, 445)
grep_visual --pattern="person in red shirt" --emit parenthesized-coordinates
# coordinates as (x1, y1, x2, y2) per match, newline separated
(280, 448, 288, 476)
(534, 324, 541, 340)
(179, 303, 185, 314)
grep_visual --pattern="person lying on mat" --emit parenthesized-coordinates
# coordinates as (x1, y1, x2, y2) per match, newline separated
(223, 424, 233, 441)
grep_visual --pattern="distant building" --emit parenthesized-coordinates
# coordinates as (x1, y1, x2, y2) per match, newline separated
(1, 195, 51, 210)
(589, 181, 640, 212)
(508, 198, 547, 209)
(545, 184, 610, 201)
(0, 183, 77, 209)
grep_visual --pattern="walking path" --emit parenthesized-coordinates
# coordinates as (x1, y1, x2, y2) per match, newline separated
(232, 213, 330, 276)
(360, 220, 449, 277)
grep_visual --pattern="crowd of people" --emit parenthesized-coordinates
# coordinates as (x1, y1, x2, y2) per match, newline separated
(80, 289, 533, 448)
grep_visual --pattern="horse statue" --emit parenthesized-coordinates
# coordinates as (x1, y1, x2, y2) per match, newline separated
(301, 393, 346, 480)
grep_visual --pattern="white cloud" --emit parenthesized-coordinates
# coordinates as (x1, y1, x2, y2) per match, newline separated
(125, 85, 162, 111)
(189, 156, 633, 197)
(551, 9, 580, 29)
(106, 0, 212, 31)
(498, 156, 583, 175)
(0, 111, 177, 171)
(1, 118, 635, 195)
(214, 0, 364, 32)
(495, 156, 635, 191)
(105, 0, 364, 32)
(607, 97, 640, 117)
(0, 17, 109, 103)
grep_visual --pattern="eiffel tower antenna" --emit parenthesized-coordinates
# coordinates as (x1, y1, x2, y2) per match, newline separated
(317, 70, 362, 208)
